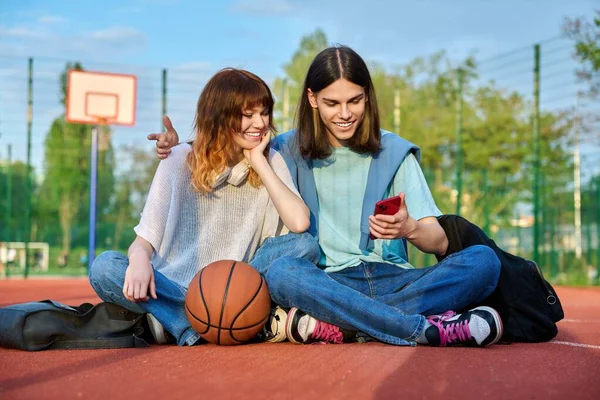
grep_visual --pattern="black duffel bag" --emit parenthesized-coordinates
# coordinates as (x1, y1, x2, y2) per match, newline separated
(0, 300, 149, 351)
(437, 214, 564, 343)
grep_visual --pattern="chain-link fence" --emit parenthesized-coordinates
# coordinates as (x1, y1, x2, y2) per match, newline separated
(1, 36, 598, 283)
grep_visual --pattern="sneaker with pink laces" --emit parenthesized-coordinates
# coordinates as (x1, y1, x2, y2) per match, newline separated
(424, 306, 503, 347)
(285, 307, 355, 344)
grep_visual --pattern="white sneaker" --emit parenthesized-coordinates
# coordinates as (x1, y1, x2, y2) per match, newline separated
(424, 306, 503, 347)
(258, 306, 288, 343)
(285, 307, 350, 344)
(146, 313, 172, 344)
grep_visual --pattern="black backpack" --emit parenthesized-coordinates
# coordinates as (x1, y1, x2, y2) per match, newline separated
(436, 215, 564, 343)
(0, 300, 150, 351)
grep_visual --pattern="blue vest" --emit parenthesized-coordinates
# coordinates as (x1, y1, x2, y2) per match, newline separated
(272, 129, 420, 254)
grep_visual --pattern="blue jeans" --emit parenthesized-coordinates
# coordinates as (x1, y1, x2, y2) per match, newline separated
(264, 245, 501, 346)
(89, 232, 320, 346)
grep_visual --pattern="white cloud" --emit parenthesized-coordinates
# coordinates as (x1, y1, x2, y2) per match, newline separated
(86, 26, 146, 42)
(0, 41, 27, 55)
(0, 25, 46, 39)
(230, 0, 295, 15)
(171, 61, 212, 71)
(0, 23, 146, 59)
(38, 15, 68, 24)
(0, 9, 44, 20)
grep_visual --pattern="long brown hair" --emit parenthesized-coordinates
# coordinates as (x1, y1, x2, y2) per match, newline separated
(187, 68, 275, 193)
(296, 45, 381, 159)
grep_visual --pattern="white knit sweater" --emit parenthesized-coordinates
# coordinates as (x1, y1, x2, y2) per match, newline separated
(133, 143, 298, 289)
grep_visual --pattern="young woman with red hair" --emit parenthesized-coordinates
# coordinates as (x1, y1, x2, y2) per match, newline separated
(89, 68, 318, 346)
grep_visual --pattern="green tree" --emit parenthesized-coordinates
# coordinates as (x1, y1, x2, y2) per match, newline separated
(274, 31, 575, 233)
(105, 144, 159, 250)
(272, 29, 328, 131)
(0, 161, 37, 242)
(381, 53, 574, 229)
(564, 10, 600, 96)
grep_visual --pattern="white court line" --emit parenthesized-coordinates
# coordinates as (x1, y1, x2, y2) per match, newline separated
(562, 319, 600, 323)
(550, 341, 600, 350)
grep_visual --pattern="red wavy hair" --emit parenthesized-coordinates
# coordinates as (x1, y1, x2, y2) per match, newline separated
(187, 68, 276, 193)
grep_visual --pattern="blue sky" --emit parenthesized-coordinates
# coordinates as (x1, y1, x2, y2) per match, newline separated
(1, 0, 596, 77)
(0, 0, 598, 178)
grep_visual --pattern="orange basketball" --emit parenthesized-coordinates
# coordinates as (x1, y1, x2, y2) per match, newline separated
(185, 260, 271, 345)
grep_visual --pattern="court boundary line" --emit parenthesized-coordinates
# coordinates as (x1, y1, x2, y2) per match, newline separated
(550, 340, 600, 350)
(561, 319, 600, 323)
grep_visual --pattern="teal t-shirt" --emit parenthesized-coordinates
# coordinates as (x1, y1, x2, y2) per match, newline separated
(313, 148, 442, 272)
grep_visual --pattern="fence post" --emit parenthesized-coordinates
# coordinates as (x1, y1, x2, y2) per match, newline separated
(532, 44, 541, 265)
(483, 169, 490, 235)
(394, 87, 401, 134)
(557, 199, 564, 277)
(516, 212, 521, 255)
(455, 68, 464, 215)
(282, 79, 289, 132)
(573, 96, 582, 259)
(24, 57, 33, 278)
(5, 144, 12, 278)
(541, 174, 549, 268)
(596, 178, 600, 282)
(587, 179, 593, 265)
(161, 68, 167, 129)
(550, 204, 557, 279)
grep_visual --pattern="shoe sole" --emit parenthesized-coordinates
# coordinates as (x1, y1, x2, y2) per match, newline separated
(146, 314, 169, 344)
(471, 306, 503, 346)
(285, 307, 303, 345)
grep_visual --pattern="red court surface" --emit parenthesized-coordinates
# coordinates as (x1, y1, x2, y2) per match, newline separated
(0, 278, 599, 400)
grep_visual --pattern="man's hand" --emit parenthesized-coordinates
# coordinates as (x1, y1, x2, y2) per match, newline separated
(368, 193, 418, 240)
(123, 256, 157, 302)
(148, 115, 180, 159)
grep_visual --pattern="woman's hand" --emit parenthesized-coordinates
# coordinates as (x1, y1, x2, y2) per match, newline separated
(243, 132, 270, 170)
(123, 255, 157, 302)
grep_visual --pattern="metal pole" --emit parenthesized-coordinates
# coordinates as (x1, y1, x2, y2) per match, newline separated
(586, 180, 593, 265)
(596, 178, 600, 282)
(556, 200, 563, 277)
(282, 79, 289, 132)
(88, 126, 98, 271)
(533, 44, 541, 265)
(393, 88, 401, 134)
(162, 68, 167, 129)
(550, 205, 557, 279)
(5, 144, 11, 278)
(24, 57, 33, 278)
(455, 68, 464, 215)
(573, 96, 582, 259)
(516, 212, 521, 255)
(541, 174, 549, 268)
(483, 169, 490, 235)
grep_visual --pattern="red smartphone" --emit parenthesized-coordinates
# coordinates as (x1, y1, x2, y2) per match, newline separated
(370, 195, 403, 239)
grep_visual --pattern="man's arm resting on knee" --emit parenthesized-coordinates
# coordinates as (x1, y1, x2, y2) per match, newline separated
(404, 216, 448, 257)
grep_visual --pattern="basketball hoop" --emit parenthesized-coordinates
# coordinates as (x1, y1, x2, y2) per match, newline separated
(89, 116, 116, 127)
(65, 69, 137, 271)
(66, 69, 136, 126)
